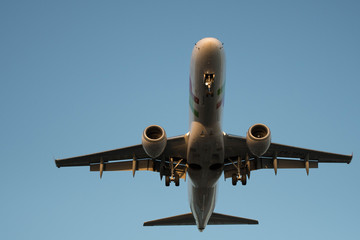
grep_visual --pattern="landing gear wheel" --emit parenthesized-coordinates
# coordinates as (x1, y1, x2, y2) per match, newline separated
(175, 174, 180, 187)
(241, 174, 247, 185)
(232, 174, 238, 186)
(165, 176, 170, 186)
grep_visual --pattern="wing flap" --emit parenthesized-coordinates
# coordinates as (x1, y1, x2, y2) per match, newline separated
(89, 159, 187, 179)
(90, 160, 153, 172)
(224, 158, 318, 179)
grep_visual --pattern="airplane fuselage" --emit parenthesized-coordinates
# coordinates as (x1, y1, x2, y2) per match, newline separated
(187, 38, 226, 231)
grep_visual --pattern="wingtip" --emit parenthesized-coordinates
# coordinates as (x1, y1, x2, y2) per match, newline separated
(143, 221, 156, 226)
(54, 159, 60, 168)
(347, 153, 353, 164)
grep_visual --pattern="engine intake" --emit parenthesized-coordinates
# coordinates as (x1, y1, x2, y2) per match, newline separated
(246, 123, 271, 157)
(142, 125, 167, 158)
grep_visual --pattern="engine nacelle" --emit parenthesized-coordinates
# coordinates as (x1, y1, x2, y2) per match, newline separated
(142, 125, 167, 158)
(246, 123, 271, 157)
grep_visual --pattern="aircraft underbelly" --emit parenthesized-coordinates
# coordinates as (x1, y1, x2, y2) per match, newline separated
(187, 123, 223, 229)
(189, 184, 217, 230)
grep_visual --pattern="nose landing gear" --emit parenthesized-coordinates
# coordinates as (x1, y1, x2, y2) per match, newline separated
(204, 73, 215, 96)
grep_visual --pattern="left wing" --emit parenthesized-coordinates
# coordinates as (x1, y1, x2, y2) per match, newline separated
(223, 133, 352, 178)
(55, 135, 188, 178)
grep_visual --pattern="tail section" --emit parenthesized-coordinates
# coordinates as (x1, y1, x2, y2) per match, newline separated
(144, 212, 258, 230)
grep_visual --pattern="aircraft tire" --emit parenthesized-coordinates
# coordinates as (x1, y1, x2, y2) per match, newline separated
(232, 174, 237, 186)
(175, 174, 180, 187)
(241, 174, 247, 185)
(165, 176, 170, 186)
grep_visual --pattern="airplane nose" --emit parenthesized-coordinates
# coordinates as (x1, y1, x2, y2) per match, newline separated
(195, 37, 223, 50)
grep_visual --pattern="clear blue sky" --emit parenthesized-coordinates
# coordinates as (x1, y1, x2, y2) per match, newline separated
(1, 0, 359, 239)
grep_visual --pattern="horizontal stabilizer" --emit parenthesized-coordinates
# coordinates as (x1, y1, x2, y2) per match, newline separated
(143, 212, 258, 226)
(144, 213, 195, 226)
(208, 212, 258, 225)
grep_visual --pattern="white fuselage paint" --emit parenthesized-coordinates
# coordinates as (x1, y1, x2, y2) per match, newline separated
(187, 38, 226, 231)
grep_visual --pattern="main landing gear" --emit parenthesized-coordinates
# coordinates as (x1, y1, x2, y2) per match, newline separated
(164, 157, 182, 187)
(165, 174, 180, 187)
(230, 155, 250, 186)
(232, 174, 247, 186)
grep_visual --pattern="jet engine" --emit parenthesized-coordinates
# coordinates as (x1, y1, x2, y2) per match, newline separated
(246, 123, 271, 157)
(142, 125, 167, 158)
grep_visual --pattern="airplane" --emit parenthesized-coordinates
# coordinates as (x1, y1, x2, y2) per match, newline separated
(55, 37, 352, 232)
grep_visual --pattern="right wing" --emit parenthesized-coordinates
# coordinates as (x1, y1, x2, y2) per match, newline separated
(55, 135, 188, 178)
(224, 134, 352, 163)
(223, 133, 352, 178)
